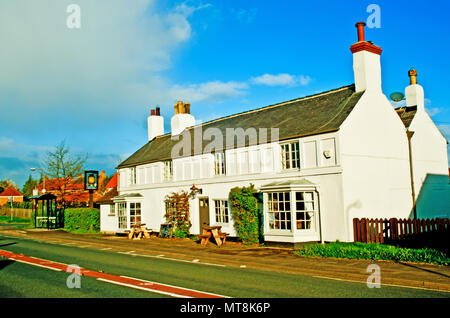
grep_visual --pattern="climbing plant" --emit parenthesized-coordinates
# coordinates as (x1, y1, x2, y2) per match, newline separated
(228, 184, 260, 244)
(164, 190, 191, 238)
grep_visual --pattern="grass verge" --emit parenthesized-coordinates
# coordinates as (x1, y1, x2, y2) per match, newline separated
(295, 241, 450, 266)
(0, 215, 31, 224)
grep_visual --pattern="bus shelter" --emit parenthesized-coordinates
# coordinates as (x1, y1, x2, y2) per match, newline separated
(29, 193, 64, 229)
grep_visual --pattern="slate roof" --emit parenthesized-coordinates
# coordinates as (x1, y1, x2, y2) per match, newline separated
(119, 84, 364, 169)
(395, 106, 417, 128)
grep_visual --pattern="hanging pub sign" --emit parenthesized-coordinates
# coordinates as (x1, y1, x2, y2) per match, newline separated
(84, 170, 99, 191)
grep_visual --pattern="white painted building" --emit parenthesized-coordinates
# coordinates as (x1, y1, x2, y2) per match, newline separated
(100, 22, 449, 244)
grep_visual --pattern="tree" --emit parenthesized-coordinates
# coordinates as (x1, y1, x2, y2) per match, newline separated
(0, 179, 19, 193)
(40, 141, 88, 207)
(22, 175, 38, 197)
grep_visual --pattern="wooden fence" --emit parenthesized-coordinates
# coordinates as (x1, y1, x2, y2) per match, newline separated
(353, 217, 450, 243)
(0, 207, 32, 219)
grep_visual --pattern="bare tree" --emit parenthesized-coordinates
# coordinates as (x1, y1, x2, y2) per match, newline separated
(40, 141, 88, 207)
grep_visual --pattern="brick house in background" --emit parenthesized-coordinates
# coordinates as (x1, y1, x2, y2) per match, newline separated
(0, 187, 23, 206)
(36, 170, 107, 207)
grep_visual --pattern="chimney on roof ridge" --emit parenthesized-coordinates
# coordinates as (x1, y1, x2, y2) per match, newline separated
(405, 68, 425, 113)
(171, 101, 195, 135)
(350, 21, 383, 93)
(147, 106, 164, 141)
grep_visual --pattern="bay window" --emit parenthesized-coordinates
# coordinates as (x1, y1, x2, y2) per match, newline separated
(263, 184, 319, 237)
(117, 202, 127, 229)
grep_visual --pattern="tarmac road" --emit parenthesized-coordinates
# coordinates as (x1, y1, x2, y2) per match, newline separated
(0, 230, 449, 298)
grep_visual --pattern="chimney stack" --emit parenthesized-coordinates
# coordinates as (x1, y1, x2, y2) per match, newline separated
(405, 69, 424, 112)
(350, 22, 383, 93)
(171, 101, 195, 135)
(147, 107, 164, 141)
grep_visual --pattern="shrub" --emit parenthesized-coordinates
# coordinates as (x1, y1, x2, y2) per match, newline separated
(164, 191, 191, 238)
(64, 208, 100, 233)
(228, 184, 260, 244)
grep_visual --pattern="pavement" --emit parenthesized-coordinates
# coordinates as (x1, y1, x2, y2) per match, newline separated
(1, 227, 449, 293)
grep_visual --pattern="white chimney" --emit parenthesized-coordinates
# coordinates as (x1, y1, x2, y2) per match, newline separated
(171, 101, 195, 135)
(350, 22, 383, 93)
(405, 69, 425, 112)
(147, 107, 164, 141)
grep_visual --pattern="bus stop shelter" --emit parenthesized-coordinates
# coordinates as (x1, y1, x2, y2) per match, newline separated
(29, 193, 64, 229)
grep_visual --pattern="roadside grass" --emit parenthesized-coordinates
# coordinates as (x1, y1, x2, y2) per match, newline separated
(0, 215, 31, 224)
(294, 241, 450, 266)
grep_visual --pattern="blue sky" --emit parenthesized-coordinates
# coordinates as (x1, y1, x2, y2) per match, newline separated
(1, 0, 449, 188)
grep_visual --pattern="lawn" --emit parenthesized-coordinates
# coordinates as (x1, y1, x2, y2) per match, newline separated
(295, 241, 450, 266)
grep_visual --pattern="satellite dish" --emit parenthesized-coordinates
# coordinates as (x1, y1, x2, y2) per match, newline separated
(390, 92, 405, 102)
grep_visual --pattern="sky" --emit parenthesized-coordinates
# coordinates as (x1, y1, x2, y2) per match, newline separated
(1, 0, 449, 189)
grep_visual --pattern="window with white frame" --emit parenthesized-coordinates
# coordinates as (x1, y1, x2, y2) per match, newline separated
(109, 204, 115, 216)
(130, 202, 142, 227)
(295, 192, 315, 230)
(117, 202, 127, 229)
(129, 167, 137, 185)
(267, 192, 291, 230)
(163, 160, 173, 181)
(265, 190, 317, 232)
(214, 200, 229, 223)
(214, 151, 226, 176)
(281, 141, 300, 170)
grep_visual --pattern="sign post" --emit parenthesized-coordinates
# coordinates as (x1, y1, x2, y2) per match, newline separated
(84, 171, 99, 208)
(9, 196, 13, 221)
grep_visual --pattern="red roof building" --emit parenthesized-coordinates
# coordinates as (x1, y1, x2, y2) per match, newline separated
(36, 170, 107, 206)
(0, 187, 23, 206)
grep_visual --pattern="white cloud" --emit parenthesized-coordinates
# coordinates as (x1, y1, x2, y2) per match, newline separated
(251, 73, 312, 87)
(170, 80, 248, 103)
(0, 0, 198, 119)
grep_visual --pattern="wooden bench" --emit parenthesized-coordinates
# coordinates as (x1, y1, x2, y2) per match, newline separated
(218, 232, 229, 245)
(197, 233, 211, 246)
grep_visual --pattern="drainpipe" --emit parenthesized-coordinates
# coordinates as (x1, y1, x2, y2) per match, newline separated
(406, 129, 417, 219)
(316, 190, 324, 244)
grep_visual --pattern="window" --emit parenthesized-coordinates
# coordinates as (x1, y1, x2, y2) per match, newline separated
(165, 201, 176, 221)
(214, 200, 229, 223)
(129, 167, 137, 185)
(295, 192, 315, 230)
(214, 152, 226, 176)
(130, 202, 142, 227)
(267, 192, 291, 230)
(109, 204, 115, 216)
(117, 202, 127, 229)
(163, 160, 173, 181)
(281, 142, 300, 170)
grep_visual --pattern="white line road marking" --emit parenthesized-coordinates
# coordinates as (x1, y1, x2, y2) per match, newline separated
(13, 259, 62, 272)
(96, 278, 191, 298)
(119, 275, 229, 298)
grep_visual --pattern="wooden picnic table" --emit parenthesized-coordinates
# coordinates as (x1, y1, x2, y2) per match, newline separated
(126, 223, 153, 240)
(198, 226, 229, 247)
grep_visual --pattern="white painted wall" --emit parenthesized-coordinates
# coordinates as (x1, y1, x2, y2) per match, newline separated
(100, 203, 117, 233)
(407, 101, 449, 219)
(339, 91, 413, 242)
(112, 132, 344, 242)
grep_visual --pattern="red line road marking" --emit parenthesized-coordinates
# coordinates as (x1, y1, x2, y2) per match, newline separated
(0, 249, 228, 298)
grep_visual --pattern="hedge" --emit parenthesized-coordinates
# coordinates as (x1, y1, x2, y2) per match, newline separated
(64, 208, 100, 233)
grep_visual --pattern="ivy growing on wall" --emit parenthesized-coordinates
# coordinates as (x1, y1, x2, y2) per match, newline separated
(164, 191, 191, 238)
(229, 184, 260, 245)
